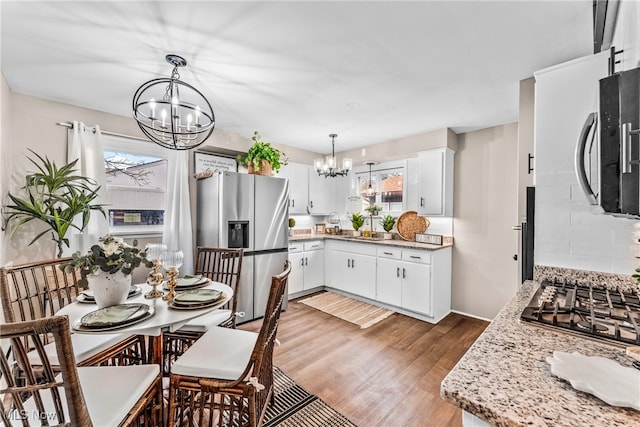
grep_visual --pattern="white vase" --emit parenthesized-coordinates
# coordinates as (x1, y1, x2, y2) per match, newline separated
(88, 270, 132, 309)
(353, 230, 362, 237)
(384, 232, 393, 240)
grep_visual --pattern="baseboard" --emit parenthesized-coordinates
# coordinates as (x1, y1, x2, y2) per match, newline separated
(451, 309, 493, 322)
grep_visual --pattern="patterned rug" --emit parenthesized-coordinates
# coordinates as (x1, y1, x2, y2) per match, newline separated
(298, 291, 394, 329)
(264, 367, 356, 427)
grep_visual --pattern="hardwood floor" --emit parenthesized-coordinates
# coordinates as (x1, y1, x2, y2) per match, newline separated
(240, 295, 489, 427)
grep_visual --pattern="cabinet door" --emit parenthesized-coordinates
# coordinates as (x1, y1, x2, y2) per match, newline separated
(418, 150, 444, 216)
(401, 262, 432, 316)
(303, 249, 324, 289)
(350, 253, 376, 299)
(288, 252, 305, 295)
(279, 162, 309, 214)
(329, 250, 352, 293)
(376, 258, 402, 306)
(308, 171, 335, 215)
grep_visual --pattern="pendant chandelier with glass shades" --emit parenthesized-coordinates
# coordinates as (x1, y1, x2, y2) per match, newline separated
(314, 134, 352, 178)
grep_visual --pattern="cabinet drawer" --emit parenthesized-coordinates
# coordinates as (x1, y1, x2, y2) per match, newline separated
(377, 247, 401, 259)
(304, 240, 324, 251)
(288, 243, 303, 253)
(402, 250, 431, 264)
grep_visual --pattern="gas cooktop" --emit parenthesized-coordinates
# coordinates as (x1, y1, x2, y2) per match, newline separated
(520, 280, 640, 346)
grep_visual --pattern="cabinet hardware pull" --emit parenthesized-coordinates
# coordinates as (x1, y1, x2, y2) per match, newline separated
(397, 267, 400, 277)
(420, 197, 425, 207)
(348, 259, 351, 268)
(352, 259, 355, 268)
(292, 200, 295, 207)
(409, 256, 421, 259)
(403, 268, 406, 278)
(300, 258, 304, 266)
(383, 252, 393, 255)
(305, 257, 308, 266)
(311, 245, 319, 248)
(309, 201, 314, 208)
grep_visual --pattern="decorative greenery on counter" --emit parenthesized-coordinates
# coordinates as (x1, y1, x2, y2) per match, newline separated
(288, 217, 296, 228)
(2, 150, 106, 258)
(237, 131, 287, 174)
(350, 213, 364, 231)
(380, 214, 396, 232)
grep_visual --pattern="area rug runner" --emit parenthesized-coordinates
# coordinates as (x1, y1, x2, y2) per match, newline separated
(264, 367, 356, 427)
(298, 291, 394, 329)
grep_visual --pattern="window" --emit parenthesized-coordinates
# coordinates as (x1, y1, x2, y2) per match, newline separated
(102, 135, 169, 234)
(355, 161, 406, 214)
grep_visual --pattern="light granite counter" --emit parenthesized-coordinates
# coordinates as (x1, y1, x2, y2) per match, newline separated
(440, 279, 640, 427)
(289, 233, 453, 251)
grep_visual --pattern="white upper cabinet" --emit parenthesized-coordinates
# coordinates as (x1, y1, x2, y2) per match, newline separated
(417, 148, 455, 216)
(280, 161, 342, 215)
(612, 0, 640, 71)
(278, 162, 308, 214)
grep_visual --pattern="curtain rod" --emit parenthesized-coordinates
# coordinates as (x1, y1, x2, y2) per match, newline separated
(56, 121, 151, 143)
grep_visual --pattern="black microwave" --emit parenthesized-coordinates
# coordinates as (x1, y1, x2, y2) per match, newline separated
(576, 66, 640, 218)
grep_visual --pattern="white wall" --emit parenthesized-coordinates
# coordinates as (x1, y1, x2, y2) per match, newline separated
(451, 124, 519, 320)
(1, 72, 13, 265)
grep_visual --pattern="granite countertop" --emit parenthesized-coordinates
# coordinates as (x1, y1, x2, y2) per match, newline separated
(440, 280, 640, 427)
(289, 233, 453, 251)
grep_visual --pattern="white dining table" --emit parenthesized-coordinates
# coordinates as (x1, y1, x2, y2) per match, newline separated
(55, 281, 233, 364)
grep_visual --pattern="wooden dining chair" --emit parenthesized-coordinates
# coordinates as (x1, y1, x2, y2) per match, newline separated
(0, 316, 162, 426)
(0, 258, 150, 368)
(167, 260, 291, 427)
(162, 247, 243, 374)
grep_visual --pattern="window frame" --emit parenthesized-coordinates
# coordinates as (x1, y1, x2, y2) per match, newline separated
(102, 135, 171, 237)
(353, 160, 407, 215)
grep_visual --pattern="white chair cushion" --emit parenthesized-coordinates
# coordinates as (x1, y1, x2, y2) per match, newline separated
(172, 326, 257, 380)
(27, 332, 134, 365)
(176, 309, 232, 332)
(9, 365, 159, 426)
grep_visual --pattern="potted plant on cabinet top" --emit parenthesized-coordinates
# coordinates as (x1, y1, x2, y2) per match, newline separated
(350, 213, 364, 237)
(237, 131, 287, 176)
(380, 214, 396, 240)
(2, 150, 106, 258)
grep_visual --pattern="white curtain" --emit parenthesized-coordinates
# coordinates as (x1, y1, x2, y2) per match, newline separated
(66, 121, 109, 254)
(163, 150, 194, 274)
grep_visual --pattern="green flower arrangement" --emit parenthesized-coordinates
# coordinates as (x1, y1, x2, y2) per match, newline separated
(351, 213, 365, 231)
(364, 205, 383, 216)
(62, 234, 152, 288)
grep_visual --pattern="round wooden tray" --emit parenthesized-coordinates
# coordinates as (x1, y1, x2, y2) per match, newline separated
(396, 211, 429, 241)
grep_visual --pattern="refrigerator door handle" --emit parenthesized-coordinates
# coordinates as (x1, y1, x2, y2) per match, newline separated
(574, 112, 599, 205)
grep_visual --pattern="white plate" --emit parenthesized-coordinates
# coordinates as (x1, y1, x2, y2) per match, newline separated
(77, 285, 141, 304)
(546, 351, 640, 410)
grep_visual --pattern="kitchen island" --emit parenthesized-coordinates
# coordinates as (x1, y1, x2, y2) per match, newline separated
(440, 279, 640, 427)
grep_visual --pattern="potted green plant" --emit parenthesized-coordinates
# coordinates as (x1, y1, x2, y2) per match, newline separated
(237, 131, 287, 176)
(288, 217, 296, 236)
(2, 150, 106, 258)
(350, 213, 364, 237)
(380, 214, 396, 240)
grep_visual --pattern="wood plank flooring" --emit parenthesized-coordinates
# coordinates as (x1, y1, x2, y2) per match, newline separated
(240, 295, 489, 427)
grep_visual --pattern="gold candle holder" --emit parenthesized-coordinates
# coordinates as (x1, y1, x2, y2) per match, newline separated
(162, 266, 179, 302)
(145, 259, 165, 299)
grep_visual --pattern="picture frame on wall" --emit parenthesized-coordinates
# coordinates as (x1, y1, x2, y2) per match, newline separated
(194, 152, 237, 177)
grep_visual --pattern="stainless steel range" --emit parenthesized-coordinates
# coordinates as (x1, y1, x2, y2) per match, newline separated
(520, 280, 640, 346)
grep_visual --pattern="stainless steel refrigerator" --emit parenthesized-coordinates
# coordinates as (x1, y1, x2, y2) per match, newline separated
(196, 171, 289, 321)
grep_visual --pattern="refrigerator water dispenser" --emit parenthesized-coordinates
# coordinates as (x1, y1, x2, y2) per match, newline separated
(228, 221, 249, 248)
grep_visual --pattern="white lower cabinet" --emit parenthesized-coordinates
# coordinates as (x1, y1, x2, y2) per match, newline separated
(327, 242, 376, 300)
(376, 248, 433, 317)
(288, 240, 324, 297)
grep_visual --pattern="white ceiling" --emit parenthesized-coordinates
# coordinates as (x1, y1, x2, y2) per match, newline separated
(1, 1, 593, 154)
